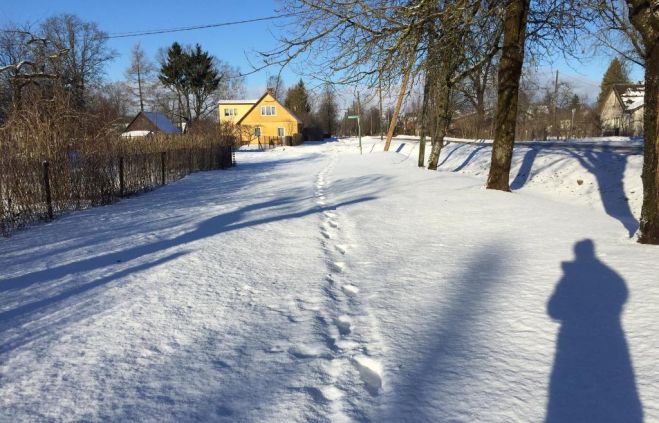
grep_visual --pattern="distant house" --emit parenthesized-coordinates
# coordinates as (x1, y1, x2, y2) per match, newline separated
(218, 91, 303, 144)
(121, 111, 181, 138)
(600, 84, 644, 136)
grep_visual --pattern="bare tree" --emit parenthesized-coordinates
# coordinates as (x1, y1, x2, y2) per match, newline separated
(267, 74, 286, 102)
(40, 14, 116, 108)
(592, 0, 644, 67)
(457, 44, 498, 138)
(486, 0, 591, 190)
(423, 0, 503, 170)
(261, 0, 433, 149)
(315, 83, 338, 135)
(0, 24, 74, 117)
(486, 0, 531, 190)
(623, 0, 659, 244)
(125, 42, 155, 112)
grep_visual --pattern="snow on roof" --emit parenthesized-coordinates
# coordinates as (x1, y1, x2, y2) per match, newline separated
(142, 112, 180, 134)
(218, 99, 258, 104)
(614, 84, 645, 112)
(121, 130, 152, 138)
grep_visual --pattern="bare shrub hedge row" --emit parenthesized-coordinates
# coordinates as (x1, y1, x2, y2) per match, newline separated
(0, 93, 235, 236)
(0, 134, 234, 236)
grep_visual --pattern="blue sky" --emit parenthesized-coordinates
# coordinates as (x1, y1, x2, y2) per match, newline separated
(0, 0, 295, 98)
(0, 0, 645, 105)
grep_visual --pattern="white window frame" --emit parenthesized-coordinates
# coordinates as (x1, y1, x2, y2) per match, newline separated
(260, 105, 276, 116)
(254, 127, 261, 137)
(277, 127, 285, 137)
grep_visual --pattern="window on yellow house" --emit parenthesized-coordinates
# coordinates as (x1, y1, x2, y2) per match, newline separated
(224, 108, 238, 116)
(260, 106, 276, 116)
(277, 128, 285, 137)
(254, 127, 261, 137)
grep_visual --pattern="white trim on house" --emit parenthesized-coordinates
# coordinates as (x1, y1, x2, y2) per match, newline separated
(218, 99, 258, 105)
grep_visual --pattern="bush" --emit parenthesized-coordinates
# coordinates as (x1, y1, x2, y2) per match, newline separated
(0, 91, 235, 237)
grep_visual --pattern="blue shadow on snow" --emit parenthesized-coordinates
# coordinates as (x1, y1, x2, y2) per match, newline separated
(510, 147, 539, 190)
(545, 239, 642, 423)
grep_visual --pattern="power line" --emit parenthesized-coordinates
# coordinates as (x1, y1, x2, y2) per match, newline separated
(103, 14, 294, 39)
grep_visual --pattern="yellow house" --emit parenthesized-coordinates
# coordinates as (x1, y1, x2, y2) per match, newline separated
(218, 99, 258, 125)
(218, 91, 303, 144)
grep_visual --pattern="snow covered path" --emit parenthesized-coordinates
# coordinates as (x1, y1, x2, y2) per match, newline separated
(1, 138, 658, 422)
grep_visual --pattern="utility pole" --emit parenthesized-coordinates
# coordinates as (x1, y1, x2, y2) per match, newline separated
(379, 76, 384, 141)
(553, 70, 559, 140)
(356, 91, 363, 154)
(570, 108, 576, 140)
(137, 60, 144, 112)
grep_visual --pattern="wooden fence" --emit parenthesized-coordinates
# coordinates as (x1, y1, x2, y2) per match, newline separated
(239, 135, 304, 150)
(0, 142, 234, 237)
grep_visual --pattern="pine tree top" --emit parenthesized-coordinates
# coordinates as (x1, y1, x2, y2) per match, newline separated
(597, 58, 630, 111)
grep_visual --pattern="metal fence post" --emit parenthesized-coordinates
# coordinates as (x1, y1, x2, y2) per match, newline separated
(42, 160, 53, 221)
(161, 152, 166, 185)
(231, 146, 236, 167)
(119, 156, 125, 197)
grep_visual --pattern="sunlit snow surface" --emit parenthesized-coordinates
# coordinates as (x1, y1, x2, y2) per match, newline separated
(1, 137, 657, 422)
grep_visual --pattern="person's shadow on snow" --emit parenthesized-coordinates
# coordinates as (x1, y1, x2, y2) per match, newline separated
(545, 239, 643, 423)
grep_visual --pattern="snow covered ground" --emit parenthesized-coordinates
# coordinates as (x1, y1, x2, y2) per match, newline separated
(1, 137, 658, 422)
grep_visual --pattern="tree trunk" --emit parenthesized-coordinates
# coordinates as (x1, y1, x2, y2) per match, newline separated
(476, 100, 486, 139)
(419, 76, 432, 167)
(428, 80, 452, 170)
(384, 40, 418, 151)
(626, 0, 659, 243)
(137, 62, 144, 112)
(639, 44, 659, 243)
(486, 0, 530, 191)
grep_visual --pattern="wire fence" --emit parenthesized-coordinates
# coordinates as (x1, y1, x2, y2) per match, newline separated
(0, 139, 234, 237)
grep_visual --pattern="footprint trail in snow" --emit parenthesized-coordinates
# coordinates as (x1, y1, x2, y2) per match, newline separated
(290, 152, 386, 419)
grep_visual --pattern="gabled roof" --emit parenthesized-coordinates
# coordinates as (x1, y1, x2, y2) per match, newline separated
(235, 91, 303, 125)
(218, 99, 258, 105)
(142, 111, 181, 134)
(121, 130, 152, 138)
(612, 84, 644, 113)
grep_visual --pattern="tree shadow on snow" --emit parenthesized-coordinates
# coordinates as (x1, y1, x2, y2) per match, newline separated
(510, 147, 540, 190)
(437, 143, 467, 168)
(452, 145, 488, 172)
(0, 178, 377, 354)
(505, 146, 638, 237)
(2, 152, 323, 263)
(376, 243, 508, 421)
(545, 239, 642, 423)
(564, 148, 638, 237)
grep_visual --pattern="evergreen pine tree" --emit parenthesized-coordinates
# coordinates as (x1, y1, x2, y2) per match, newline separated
(159, 42, 220, 122)
(285, 79, 312, 125)
(596, 58, 630, 111)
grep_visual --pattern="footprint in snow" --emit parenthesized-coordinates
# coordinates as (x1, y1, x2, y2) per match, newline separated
(266, 344, 287, 353)
(352, 355, 383, 395)
(334, 315, 352, 335)
(328, 261, 345, 273)
(341, 284, 359, 296)
(335, 244, 347, 255)
(289, 344, 331, 359)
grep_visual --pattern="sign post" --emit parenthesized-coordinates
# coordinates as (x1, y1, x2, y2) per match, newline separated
(347, 115, 362, 155)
